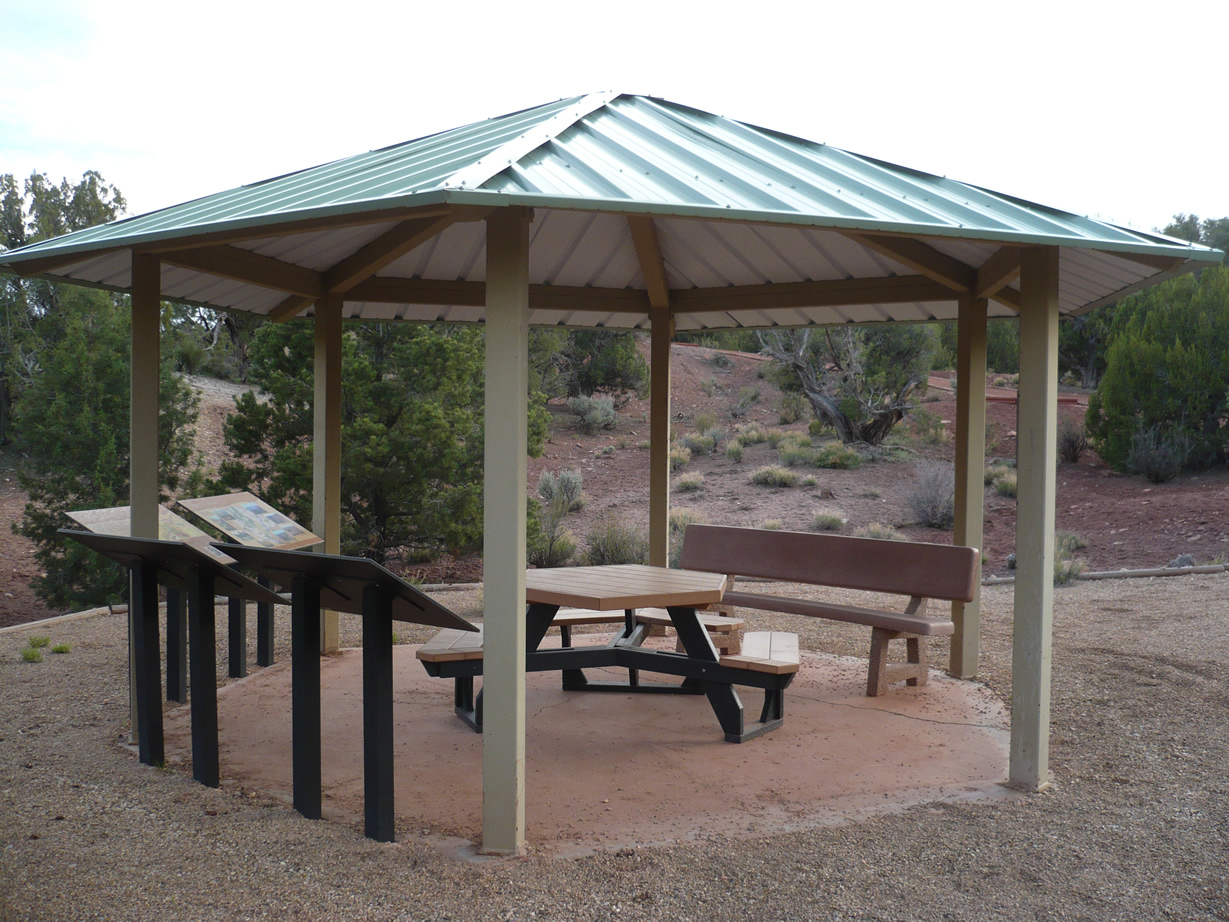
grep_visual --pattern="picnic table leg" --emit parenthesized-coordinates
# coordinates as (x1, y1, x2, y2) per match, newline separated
(623, 609, 639, 687)
(187, 567, 219, 787)
(256, 576, 275, 667)
(362, 584, 395, 842)
(165, 587, 188, 703)
(668, 605, 748, 742)
(131, 559, 164, 767)
(291, 575, 322, 820)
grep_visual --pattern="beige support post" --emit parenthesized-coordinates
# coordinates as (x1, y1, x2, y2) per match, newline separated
(648, 312, 674, 567)
(313, 294, 343, 653)
(481, 206, 531, 855)
(1010, 246, 1060, 791)
(129, 252, 161, 744)
(949, 295, 988, 678)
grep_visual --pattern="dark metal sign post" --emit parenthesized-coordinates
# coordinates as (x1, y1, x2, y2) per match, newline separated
(217, 544, 475, 843)
(59, 530, 283, 786)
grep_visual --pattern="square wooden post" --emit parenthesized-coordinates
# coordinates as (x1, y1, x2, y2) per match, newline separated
(648, 312, 674, 567)
(481, 207, 531, 855)
(313, 294, 343, 653)
(129, 252, 161, 744)
(950, 295, 988, 678)
(1010, 246, 1060, 791)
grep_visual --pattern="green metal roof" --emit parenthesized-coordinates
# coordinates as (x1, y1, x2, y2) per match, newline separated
(1, 92, 1220, 329)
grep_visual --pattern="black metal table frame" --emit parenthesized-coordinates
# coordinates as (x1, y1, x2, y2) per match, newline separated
(421, 602, 793, 743)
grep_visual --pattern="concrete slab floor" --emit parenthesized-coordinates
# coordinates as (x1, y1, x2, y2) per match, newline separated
(162, 635, 1011, 859)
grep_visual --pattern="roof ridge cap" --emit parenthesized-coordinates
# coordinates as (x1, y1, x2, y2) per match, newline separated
(443, 91, 620, 191)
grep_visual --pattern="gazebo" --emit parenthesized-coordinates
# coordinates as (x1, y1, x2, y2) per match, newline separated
(2, 92, 1220, 855)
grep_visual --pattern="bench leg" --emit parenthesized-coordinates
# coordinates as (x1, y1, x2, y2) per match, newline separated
(454, 677, 483, 733)
(867, 628, 929, 696)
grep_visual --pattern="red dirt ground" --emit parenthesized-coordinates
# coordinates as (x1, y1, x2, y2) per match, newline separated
(2, 343, 1226, 628)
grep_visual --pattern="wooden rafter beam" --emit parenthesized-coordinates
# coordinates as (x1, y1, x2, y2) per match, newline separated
(627, 216, 671, 311)
(1110, 251, 1188, 273)
(670, 275, 955, 313)
(162, 245, 324, 299)
(848, 233, 977, 294)
(976, 246, 1022, 299)
(269, 294, 316, 323)
(323, 214, 459, 294)
(990, 286, 1021, 312)
(345, 274, 953, 315)
(5, 249, 118, 277)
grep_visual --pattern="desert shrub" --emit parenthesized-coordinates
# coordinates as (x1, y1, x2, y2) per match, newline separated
(731, 386, 761, 418)
(529, 523, 577, 568)
(567, 395, 617, 434)
(994, 472, 1018, 498)
(538, 468, 584, 511)
(28, 636, 51, 648)
(778, 392, 807, 425)
(682, 434, 716, 454)
(854, 523, 902, 541)
(908, 461, 955, 529)
(808, 418, 834, 438)
(584, 514, 649, 566)
(669, 509, 706, 535)
(813, 508, 846, 531)
(761, 519, 784, 530)
(675, 474, 705, 493)
(700, 377, 719, 397)
(693, 410, 718, 433)
(906, 408, 949, 445)
(750, 465, 798, 487)
(735, 424, 769, 446)
(708, 351, 733, 370)
(51, 643, 71, 655)
(669, 444, 692, 471)
(1055, 531, 1088, 555)
(1057, 417, 1089, 464)
(725, 442, 744, 462)
(985, 463, 1013, 485)
(800, 475, 818, 487)
(1054, 550, 1087, 585)
(21, 648, 43, 663)
(777, 444, 814, 467)
(813, 444, 862, 470)
(1126, 425, 1191, 484)
(766, 429, 793, 449)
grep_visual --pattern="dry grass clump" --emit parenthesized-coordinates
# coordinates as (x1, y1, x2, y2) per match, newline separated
(750, 466, 798, 487)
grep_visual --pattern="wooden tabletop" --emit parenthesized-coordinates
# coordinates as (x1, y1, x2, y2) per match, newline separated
(525, 565, 726, 611)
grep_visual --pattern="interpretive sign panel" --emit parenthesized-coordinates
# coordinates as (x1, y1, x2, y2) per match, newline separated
(178, 492, 320, 551)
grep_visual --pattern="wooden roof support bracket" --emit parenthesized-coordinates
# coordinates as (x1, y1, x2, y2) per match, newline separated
(847, 233, 977, 294)
(627, 216, 672, 311)
(976, 246, 1022, 300)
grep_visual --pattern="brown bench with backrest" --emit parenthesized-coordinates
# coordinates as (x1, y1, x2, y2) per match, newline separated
(679, 524, 978, 696)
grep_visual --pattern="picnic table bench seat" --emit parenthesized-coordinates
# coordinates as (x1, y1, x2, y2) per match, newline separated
(680, 525, 978, 696)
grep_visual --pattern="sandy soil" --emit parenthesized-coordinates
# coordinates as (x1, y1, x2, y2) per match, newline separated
(2, 573, 1226, 919)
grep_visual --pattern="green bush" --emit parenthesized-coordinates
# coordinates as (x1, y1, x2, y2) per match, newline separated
(777, 445, 814, 467)
(693, 411, 718, 433)
(669, 445, 692, 471)
(812, 508, 845, 531)
(778, 392, 806, 425)
(1087, 267, 1229, 471)
(1057, 418, 1089, 464)
(682, 434, 715, 455)
(854, 523, 902, 541)
(1126, 426, 1190, 483)
(750, 466, 798, 487)
(800, 475, 818, 487)
(985, 463, 1013, 486)
(567, 395, 617, 434)
(813, 444, 862, 470)
(538, 469, 584, 511)
(725, 442, 744, 462)
(735, 424, 768, 446)
(584, 515, 649, 566)
(28, 636, 50, 648)
(994, 472, 1018, 498)
(21, 648, 44, 663)
(51, 643, 71, 655)
(907, 461, 955, 529)
(674, 475, 705, 493)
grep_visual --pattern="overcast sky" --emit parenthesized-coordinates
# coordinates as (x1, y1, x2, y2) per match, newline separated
(3, 0, 1226, 235)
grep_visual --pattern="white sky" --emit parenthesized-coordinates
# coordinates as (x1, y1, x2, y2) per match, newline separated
(3, 0, 1227, 234)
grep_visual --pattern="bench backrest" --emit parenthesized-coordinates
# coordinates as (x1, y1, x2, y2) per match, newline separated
(680, 524, 978, 602)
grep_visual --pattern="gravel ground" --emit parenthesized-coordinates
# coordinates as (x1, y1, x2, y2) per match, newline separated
(2, 575, 1227, 921)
